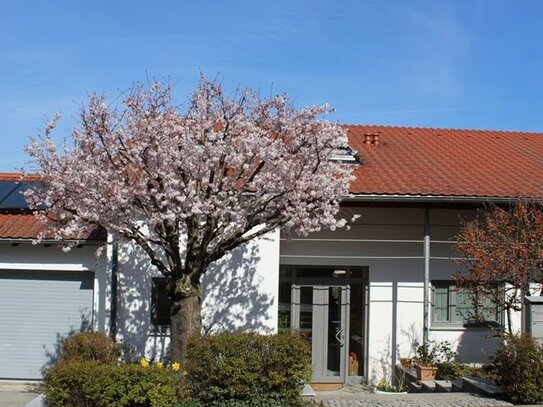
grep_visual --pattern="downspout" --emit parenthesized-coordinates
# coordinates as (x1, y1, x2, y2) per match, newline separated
(423, 209, 430, 345)
(108, 235, 118, 339)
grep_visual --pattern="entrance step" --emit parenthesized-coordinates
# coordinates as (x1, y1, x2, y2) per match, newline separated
(420, 380, 437, 393)
(408, 381, 422, 393)
(311, 383, 343, 391)
(462, 376, 505, 398)
(451, 379, 464, 392)
(435, 380, 453, 392)
(397, 366, 418, 383)
(302, 384, 316, 397)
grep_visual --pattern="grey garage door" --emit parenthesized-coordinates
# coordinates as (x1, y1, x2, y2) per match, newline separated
(0, 270, 94, 379)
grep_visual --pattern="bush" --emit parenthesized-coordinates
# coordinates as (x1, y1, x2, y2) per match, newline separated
(412, 340, 455, 367)
(176, 394, 289, 407)
(185, 331, 311, 406)
(42, 361, 179, 407)
(59, 331, 122, 364)
(436, 363, 479, 380)
(492, 334, 543, 404)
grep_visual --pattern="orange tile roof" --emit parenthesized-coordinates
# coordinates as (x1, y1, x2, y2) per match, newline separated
(0, 213, 45, 239)
(0, 213, 106, 241)
(346, 125, 543, 198)
(1, 125, 543, 240)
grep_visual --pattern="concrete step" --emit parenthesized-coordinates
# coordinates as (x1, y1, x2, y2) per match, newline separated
(462, 376, 505, 397)
(400, 366, 418, 383)
(451, 379, 464, 392)
(420, 380, 437, 393)
(435, 380, 453, 393)
(408, 381, 422, 393)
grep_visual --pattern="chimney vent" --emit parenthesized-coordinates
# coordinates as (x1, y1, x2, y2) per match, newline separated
(364, 132, 381, 146)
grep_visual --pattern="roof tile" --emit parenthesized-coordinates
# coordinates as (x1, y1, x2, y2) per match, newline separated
(345, 125, 543, 198)
(0, 213, 106, 241)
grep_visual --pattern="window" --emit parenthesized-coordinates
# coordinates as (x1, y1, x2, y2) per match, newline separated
(432, 281, 501, 327)
(151, 278, 171, 328)
(330, 146, 358, 163)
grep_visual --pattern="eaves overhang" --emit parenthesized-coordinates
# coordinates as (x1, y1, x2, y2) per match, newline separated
(0, 238, 106, 246)
(342, 194, 542, 204)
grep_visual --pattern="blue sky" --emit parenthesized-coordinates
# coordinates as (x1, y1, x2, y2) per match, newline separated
(1, 0, 543, 171)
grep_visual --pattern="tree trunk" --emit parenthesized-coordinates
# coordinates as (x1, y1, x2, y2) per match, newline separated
(169, 283, 202, 368)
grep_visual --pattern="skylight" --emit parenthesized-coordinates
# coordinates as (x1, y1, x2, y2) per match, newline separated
(330, 146, 358, 163)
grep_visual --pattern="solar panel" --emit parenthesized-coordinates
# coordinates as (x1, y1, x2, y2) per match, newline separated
(0, 181, 17, 201)
(0, 181, 43, 210)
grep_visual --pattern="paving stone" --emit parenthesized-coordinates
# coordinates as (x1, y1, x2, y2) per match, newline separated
(316, 392, 512, 407)
(0, 383, 41, 407)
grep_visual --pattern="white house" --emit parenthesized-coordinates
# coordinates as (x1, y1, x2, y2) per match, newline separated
(1, 125, 542, 387)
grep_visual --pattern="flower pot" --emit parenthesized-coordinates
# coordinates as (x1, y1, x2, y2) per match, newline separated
(399, 357, 412, 368)
(373, 388, 408, 395)
(415, 365, 437, 380)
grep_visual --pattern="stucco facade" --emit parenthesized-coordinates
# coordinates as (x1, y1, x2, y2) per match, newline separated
(0, 205, 517, 382)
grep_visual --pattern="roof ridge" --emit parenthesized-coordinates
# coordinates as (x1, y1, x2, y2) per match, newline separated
(342, 124, 543, 135)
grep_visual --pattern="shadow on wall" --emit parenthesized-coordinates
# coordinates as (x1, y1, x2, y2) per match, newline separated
(115, 238, 274, 361)
(202, 242, 274, 333)
(115, 242, 161, 361)
(399, 322, 421, 360)
(372, 334, 393, 384)
(456, 328, 502, 364)
(44, 312, 93, 371)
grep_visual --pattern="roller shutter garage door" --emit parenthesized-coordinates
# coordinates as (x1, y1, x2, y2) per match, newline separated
(0, 269, 94, 379)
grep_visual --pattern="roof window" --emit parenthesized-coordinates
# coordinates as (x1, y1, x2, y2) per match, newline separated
(330, 146, 358, 163)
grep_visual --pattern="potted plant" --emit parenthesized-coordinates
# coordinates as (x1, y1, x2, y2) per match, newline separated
(374, 370, 408, 394)
(399, 357, 412, 368)
(412, 343, 438, 380)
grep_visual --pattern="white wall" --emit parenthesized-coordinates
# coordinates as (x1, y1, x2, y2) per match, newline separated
(2, 205, 524, 382)
(280, 206, 518, 383)
(113, 229, 280, 361)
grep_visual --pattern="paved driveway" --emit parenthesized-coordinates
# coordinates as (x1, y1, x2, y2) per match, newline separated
(316, 393, 512, 407)
(314, 385, 514, 407)
(0, 383, 41, 407)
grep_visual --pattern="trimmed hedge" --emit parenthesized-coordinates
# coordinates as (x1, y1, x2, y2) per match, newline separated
(59, 331, 122, 365)
(492, 334, 543, 405)
(175, 394, 289, 407)
(185, 331, 311, 406)
(42, 361, 179, 407)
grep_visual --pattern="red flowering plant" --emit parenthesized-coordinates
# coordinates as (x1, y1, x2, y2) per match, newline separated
(454, 199, 543, 334)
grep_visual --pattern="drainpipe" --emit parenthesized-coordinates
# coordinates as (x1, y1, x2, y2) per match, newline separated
(423, 209, 430, 345)
(108, 235, 118, 339)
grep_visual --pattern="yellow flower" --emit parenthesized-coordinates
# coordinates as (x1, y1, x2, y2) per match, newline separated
(171, 362, 181, 372)
(140, 357, 149, 368)
(156, 361, 164, 369)
(183, 370, 188, 376)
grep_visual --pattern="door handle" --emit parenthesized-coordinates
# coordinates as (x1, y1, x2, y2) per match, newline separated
(335, 327, 345, 347)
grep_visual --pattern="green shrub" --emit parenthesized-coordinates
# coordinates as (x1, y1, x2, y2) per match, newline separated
(176, 394, 290, 407)
(436, 363, 478, 380)
(186, 331, 311, 406)
(412, 340, 456, 367)
(492, 334, 543, 404)
(42, 361, 179, 407)
(59, 331, 122, 364)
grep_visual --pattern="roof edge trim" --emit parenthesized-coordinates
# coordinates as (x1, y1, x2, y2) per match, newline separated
(343, 194, 543, 204)
(0, 238, 106, 245)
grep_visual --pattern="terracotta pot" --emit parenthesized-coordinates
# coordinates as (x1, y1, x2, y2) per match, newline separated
(415, 365, 437, 380)
(399, 357, 412, 368)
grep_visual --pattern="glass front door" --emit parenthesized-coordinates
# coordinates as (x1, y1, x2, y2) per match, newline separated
(292, 285, 348, 382)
